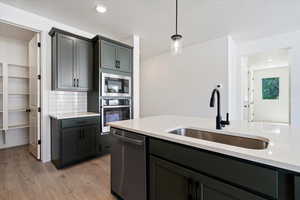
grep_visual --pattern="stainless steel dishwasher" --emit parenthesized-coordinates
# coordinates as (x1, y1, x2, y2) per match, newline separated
(111, 128, 147, 200)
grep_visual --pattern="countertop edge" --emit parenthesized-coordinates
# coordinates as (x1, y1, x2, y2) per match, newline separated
(49, 113, 100, 120)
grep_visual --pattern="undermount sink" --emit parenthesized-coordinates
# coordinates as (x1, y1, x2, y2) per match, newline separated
(168, 128, 269, 150)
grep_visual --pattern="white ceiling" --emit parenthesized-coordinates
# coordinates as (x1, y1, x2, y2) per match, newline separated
(2, 0, 300, 59)
(0, 22, 34, 41)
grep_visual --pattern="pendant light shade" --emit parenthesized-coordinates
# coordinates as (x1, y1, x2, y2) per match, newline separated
(171, 0, 183, 55)
(171, 34, 183, 55)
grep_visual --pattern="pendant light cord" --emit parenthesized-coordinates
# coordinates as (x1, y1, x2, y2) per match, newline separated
(176, 0, 178, 34)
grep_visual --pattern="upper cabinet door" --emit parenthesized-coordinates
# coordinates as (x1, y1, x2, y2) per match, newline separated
(57, 34, 76, 89)
(99, 39, 132, 73)
(116, 46, 131, 73)
(101, 41, 116, 70)
(76, 40, 93, 91)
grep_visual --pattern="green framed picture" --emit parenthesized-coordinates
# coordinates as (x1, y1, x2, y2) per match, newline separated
(262, 77, 279, 100)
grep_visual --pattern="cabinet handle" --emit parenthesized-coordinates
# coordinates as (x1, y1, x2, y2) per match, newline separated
(73, 78, 76, 87)
(188, 178, 193, 200)
(194, 182, 200, 200)
(112, 132, 144, 146)
(116, 60, 120, 68)
(79, 129, 85, 139)
(77, 79, 79, 87)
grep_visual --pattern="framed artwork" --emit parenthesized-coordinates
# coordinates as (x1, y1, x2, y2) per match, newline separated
(262, 77, 279, 100)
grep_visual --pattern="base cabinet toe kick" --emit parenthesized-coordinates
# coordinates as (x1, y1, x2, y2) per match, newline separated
(110, 128, 299, 200)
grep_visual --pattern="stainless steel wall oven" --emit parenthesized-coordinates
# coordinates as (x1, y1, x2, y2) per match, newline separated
(101, 98, 131, 134)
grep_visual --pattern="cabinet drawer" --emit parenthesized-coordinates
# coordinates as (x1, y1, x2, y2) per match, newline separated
(149, 138, 278, 199)
(61, 117, 99, 128)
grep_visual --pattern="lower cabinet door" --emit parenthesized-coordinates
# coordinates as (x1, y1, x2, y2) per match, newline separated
(61, 127, 81, 165)
(150, 156, 268, 200)
(79, 126, 97, 158)
(199, 171, 268, 200)
(150, 156, 196, 200)
(295, 176, 300, 200)
(96, 134, 113, 156)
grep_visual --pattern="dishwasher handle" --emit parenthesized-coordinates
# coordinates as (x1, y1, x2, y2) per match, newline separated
(112, 132, 144, 146)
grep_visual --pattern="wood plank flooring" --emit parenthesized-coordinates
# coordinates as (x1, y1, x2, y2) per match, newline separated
(0, 146, 117, 200)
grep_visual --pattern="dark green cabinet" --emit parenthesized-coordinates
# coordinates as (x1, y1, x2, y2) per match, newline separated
(295, 176, 300, 200)
(76, 39, 93, 90)
(101, 40, 132, 73)
(61, 127, 80, 165)
(116, 45, 131, 73)
(50, 28, 93, 91)
(51, 117, 99, 169)
(149, 137, 297, 200)
(149, 138, 278, 199)
(150, 156, 267, 200)
(101, 41, 116, 70)
(96, 133, 113, 156)
(57, 34, 76, 90)
(78, 126, 97, 158)
(150, 156, 194, 200)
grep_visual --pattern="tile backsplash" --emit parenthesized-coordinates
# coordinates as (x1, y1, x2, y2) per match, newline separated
(49, 91, 87, 115)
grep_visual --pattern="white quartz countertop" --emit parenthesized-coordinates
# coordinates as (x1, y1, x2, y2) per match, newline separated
(109, 115, 300, 173)
(50, 112, 100, 120)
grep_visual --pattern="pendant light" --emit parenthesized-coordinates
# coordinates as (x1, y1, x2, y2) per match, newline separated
(171, 0, 183, 55)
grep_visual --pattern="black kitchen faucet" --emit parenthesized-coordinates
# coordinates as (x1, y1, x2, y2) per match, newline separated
(209, 85, 230, 129)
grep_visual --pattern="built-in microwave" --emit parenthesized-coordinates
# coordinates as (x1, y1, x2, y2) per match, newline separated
(102, 73, 131, 97)
(101, 98, 131, 134)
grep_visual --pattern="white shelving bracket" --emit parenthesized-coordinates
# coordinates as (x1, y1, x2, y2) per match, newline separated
(3, 62, 8, 131)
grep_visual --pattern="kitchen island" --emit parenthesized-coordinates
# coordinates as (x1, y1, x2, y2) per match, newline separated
(109, 115, 300, 200)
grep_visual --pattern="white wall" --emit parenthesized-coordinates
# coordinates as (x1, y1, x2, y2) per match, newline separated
(133, 35, 140, 118)
(239, 31, 300, 128)
(240, 56, 249, 120)
(252, 67, 289, 123)
(228, 36, 239, 120)
(141, 36, 233, 118)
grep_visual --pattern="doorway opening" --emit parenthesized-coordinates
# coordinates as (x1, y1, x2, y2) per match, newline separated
(242, 48, 290, 124)
(0, 21, 42, 160)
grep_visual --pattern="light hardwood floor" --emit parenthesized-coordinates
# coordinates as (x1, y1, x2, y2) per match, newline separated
(0, 146, 117, 200)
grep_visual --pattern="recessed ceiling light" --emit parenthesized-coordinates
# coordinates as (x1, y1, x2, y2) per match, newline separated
(96, 5, 107, 13)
